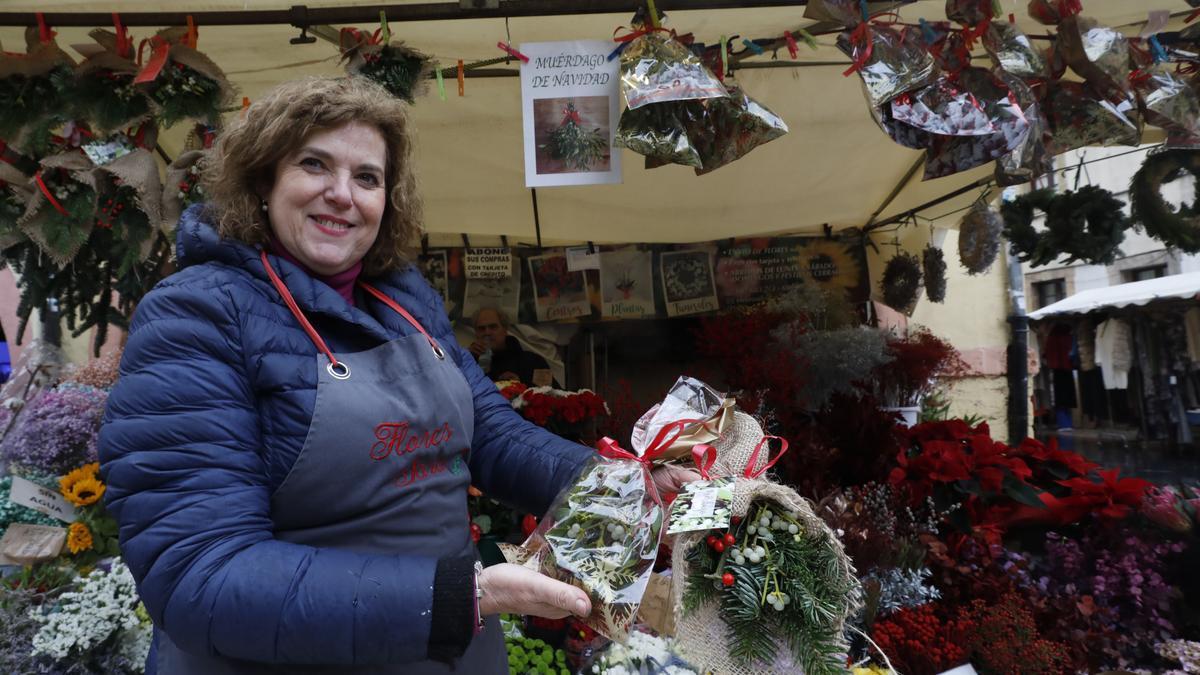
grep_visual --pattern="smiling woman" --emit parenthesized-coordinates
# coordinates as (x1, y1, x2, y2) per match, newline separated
(96, 77, 612, 675)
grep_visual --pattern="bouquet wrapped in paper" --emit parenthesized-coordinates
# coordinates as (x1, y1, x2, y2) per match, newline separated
(505, 377, 730, 642)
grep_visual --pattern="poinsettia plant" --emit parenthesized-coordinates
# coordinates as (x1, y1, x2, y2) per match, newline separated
(499, 381, 609, 440)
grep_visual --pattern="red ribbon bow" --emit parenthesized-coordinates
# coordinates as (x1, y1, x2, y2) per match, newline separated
(135, 36, 172, 84)
(843, 23, 874, 77)
(743, 435, 789, 479)
(561, 107, 582, 126)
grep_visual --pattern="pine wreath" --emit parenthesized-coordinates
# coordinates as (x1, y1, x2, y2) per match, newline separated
(922, 244, 947, 303)
(958, 201, 1003, 275)
(1001, 186, 1127, 267)
(881, 251, 923, 313)
(1130, 149, 1200, 253)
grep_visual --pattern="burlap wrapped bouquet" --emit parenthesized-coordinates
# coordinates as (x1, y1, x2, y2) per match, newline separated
(670, 411, 861, 674)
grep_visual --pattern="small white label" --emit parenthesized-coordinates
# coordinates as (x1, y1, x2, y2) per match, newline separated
(566, 246, 600, 271)
(687, 487, 719, 519)
(9, 476, 77, 523)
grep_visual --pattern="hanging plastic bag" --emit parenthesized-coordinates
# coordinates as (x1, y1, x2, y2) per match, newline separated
(690, 85, 790, 175)
(1056, 15, 1131, 100)
(615, 101, 704, 169)
(838, 23, 938, 109)
(983, 20, 1047, 79)
(945, 0, 994, 25)
(1131, 63, 1200, 140)
(1042, 80, 1142, 154)
(617, 30, 726, 110)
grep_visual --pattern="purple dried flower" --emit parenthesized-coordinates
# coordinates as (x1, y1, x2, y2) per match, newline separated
(0, 385, 107, 475)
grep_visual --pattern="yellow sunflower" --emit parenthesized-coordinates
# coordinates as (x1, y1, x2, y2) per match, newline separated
(67, 522, 94, 554)
(64, 476, 106, 508)
(59, 462, 102, 498)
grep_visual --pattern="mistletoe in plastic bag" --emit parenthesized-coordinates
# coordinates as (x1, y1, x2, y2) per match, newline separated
(1056, 14, 1131, 100)
(983, 20, 1047, 80)
(1042, 80, 1142, 154)
(544, 101, 608, 171)
(1131, 62, 1200, 141)
(616, 101, 704, 169)
(340, 27, 431, 103)
(837, 23, 938, 109)
(640, 85, 788, 174)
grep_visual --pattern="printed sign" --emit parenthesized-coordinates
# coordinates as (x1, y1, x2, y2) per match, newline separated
(661, 249, 719, 317)
(529, 252, 591, 322)
(521, 40, 622, 187)
(465, 247, 513, 280)
(9, 475, 76, 523)
(599, 248, 654, 319)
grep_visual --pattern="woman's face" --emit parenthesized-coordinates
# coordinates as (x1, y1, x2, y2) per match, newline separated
(266, 121, 388, 276)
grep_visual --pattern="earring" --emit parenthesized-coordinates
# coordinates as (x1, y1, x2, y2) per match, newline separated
(261, 201, 269, 212)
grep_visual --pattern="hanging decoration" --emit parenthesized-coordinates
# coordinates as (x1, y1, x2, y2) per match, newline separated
(134, 27, 231, 127)
(72, 30, 153, 136)
(880, 251, 923, 313)
(922, 244, 947, 303)
(1001, 186, 1128, 267)
(340, 27, 432, 103)
(0, 27, 75, 153)
(1130, 149, 1200, 253)
(957, 200, 1003, 275)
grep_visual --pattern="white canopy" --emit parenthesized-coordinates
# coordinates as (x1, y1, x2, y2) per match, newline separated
(0, 0, 1189, 244)
(1028, 272, 1200, 320)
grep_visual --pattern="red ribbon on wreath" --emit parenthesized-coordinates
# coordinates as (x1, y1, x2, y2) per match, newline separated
(135, 35, 172, 84)
(34, 170, 69, 217)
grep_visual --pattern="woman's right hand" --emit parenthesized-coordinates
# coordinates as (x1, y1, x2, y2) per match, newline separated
(477, 563, 592, 620)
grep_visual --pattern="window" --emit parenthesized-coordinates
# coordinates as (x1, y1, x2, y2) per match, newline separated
(1124, 265, 1167, 282)
(1033, 279, 1066, 309)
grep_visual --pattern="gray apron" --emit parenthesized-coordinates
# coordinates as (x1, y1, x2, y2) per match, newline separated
(155, 262, 505, 674)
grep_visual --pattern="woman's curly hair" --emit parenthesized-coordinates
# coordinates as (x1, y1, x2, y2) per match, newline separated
(201, 76, 421, 275)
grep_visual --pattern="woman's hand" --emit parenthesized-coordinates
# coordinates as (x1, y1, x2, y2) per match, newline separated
(651, 464, 704, 497)
(477, 563, 592, 619)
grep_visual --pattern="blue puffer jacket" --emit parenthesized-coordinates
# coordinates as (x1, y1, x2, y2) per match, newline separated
(98, 205, 591, 666)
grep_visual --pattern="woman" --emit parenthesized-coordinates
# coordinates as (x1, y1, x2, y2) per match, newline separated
(98, 77, 693, 673)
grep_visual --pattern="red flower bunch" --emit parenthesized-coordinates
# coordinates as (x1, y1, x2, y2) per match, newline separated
(871, 603, 969, 675)
(1001, 469, 1152, 528)
(499, 381, 527, 401)
(959, 594, 1073, 675)
(871, 328, 968, 407)
(511, 387, 609, 436)
(890, 420, 1034, 502)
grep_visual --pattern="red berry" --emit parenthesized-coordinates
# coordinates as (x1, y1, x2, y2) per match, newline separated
(722, 572, 734, 586)
(706, 535, 718, 546)
(731, 516, 742, 524)
(723, 533, 736, 546)
(712, 540, 725, 553)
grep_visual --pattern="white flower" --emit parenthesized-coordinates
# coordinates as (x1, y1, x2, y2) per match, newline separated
(29, 560, 143, 660)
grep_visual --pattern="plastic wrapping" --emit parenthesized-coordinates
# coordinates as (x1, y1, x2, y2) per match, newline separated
(1027, 0, 1081, 26)
(632, 376, 729, 459)
(618, 31, 726, 111)
(1132, 63, 1200, 140)
(513, 454, 664, 643)
(837, 24, 938, 109)
(1056, 15, 1130, 99)
(803, 0, 868, 26)
(983, 20, 1047, 79)
(945, 0, 994, 25)
(614, 101, 704, 169)
(1042, 80, 1142, 154)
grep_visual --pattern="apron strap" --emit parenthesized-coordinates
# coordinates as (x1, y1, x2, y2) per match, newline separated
(260, 250, 351, 379)
(358, 281, 447, 360)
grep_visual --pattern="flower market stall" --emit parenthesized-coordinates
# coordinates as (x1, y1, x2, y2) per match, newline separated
(4, 0, 1200, 673)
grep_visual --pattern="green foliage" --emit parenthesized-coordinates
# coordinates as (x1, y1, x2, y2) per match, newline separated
(0, 66, 72, 139)
(681, 501, 857, 673)
(504, 635, 569, 675)
(546, 104, 608, 171)
(1129, 148, 1200, 253)
(1002, 186, 1128, 267)
(148, 63, 223, 126)
(73, 69, 151, 134)
(357, 46, 429, 103)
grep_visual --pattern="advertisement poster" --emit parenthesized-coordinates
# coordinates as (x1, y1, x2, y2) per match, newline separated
(660, 249, 719, 317)
(599, 248, 654, 319)
(715, 237, 869, 307)
(528, 252, 591, 321)
(521, 40, 621, 187)
(464, 247, 512, 279)
(463, 258, 521, 325)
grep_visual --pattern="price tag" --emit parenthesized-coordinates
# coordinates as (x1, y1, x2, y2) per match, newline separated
(9, 475, 77, 523)
(666, 478, 732, 535)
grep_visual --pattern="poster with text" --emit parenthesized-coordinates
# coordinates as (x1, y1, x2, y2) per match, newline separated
(599, 248, 654, 319)
(521, 40, 621, 187)
(417, 251, 452, 310)
(661, 249, 719, 317)
(715, 237, 870, 307)
(463, 258, 521, 325)
(529, 252, 591, 321)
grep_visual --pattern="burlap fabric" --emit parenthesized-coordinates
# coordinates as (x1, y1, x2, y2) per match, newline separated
(669, 411, 861, 674)
(0, 162, 34, 250)
(18, 151, 99, 267)
(96, 149, 163, 262)
(161, 150, 205, 237)
(76, 31, 155, 135)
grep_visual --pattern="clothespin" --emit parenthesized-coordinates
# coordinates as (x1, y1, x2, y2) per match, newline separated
(919, 18, 937, 45)
(112, 13, 132, 58)
(859, 0, 869, 23)
(501, 235, 509, 248)
(497, 41, 530, 64)
(435, 66, 446, 100)
(421, 234, 429, 255)
(186, 15, 197, 48)
(462, 233, 471, 249)
(587, 241, 596, 254)
(783, 31, 799, 59)
(35, 12, 54, 44)
(379, 10, 390, 44)
(1150, 34, 1169, 63)
(646, 0, 661, 29)
(719, 35, 729, 79)
(457, 59, 465, 96)
(241, 97, 250, 118)
(741, 38, 764, 56)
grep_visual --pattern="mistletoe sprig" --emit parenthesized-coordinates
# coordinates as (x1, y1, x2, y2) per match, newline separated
(74, 68, 151, 134)
(0, 65, 73, 140)
(683, 500, 856, 674)
(539, 460, 663, 639)
(355, 44, 431, 103)
(546, 102, 607, 171)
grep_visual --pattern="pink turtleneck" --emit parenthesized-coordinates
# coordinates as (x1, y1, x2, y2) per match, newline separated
(267, 238, 362, 306)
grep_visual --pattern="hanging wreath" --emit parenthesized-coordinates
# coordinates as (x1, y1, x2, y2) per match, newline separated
(881, 251, 923, 313)
(1130, 149, 1200, 253)
(1001, 186, 1127, 267)
(958, 201, 1003, 275)
(922, 244, 947, 303)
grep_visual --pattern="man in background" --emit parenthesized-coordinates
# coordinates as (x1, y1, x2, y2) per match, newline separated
(469, 307, 554, 386)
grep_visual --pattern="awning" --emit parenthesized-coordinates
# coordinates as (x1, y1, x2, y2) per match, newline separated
(1028, 272, 1200, 320)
